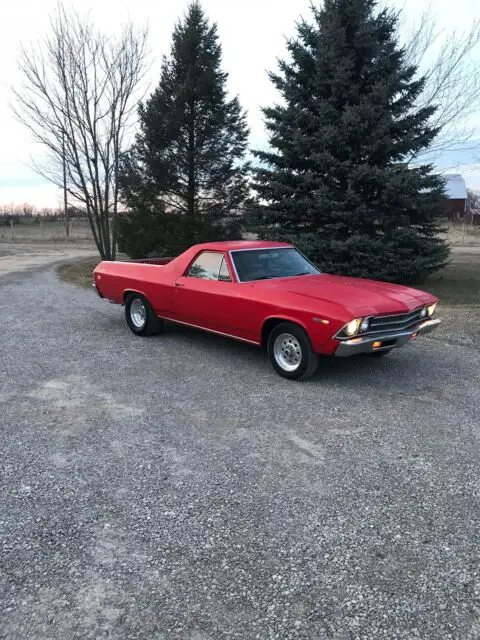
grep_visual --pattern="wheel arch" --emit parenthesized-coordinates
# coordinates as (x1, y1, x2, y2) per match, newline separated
(123, 289, 149, 305)
(261, 316, 310, 348)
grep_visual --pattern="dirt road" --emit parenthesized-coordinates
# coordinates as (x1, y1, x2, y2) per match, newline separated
(0, 242, 98, 278)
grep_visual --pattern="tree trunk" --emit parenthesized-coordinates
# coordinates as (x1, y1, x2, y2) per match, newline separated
(62, 131, 70, 240)
(187, 103, 195, 218)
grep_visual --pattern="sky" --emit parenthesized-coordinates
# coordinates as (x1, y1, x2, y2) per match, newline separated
(1, 0, 480, 208)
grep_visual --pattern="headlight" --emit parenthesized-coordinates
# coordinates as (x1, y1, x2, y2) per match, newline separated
(344, 318, 362, 336)
(427, 303, 438, 317)
(360, 318, 370, 333)
(420, 307, 427, 318)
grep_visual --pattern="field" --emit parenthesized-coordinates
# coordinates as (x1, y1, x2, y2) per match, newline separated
(0, 216, 95, 243)
(2, 216, 480, 245)
(420, 247, 480, 305)
(445, 221, 480, 246)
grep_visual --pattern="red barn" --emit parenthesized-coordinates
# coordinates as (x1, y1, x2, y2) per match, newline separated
(442, 174, 467, 220)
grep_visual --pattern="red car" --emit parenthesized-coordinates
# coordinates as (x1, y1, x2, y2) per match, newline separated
(93, 240, 440, 381)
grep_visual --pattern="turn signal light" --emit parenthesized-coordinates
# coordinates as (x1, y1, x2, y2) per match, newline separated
(372, 341, 382, 349)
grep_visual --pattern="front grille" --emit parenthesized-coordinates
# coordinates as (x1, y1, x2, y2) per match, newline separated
(367, 308, 424, 335)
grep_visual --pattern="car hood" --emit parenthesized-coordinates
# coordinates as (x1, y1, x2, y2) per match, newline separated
(251, 274, 434, 316)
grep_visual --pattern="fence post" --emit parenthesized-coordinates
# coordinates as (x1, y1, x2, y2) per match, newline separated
(10, 219, 14, 241)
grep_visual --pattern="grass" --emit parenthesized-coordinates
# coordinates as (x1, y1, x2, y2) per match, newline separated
(57, 258, 101, 288)
(419, 250, 480, 306)
(0, 218, 95, 243)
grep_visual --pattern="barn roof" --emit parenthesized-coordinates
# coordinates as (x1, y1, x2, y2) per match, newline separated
(444, 174, 467, 200)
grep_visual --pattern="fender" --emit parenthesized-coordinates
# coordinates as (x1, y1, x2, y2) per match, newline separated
(123, 288, 149, 305)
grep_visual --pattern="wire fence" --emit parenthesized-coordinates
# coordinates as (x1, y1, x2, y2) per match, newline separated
(0, 215, 95, 243)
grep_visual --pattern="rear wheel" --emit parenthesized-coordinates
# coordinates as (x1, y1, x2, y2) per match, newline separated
(125, 293, 163, 337)
(267, 322, 318, 381)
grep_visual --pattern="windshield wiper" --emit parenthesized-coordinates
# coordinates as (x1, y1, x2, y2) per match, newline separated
(253, 275, 277, 280)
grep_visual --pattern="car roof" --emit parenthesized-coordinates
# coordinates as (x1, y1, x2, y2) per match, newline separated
(192, 240, 293, 252)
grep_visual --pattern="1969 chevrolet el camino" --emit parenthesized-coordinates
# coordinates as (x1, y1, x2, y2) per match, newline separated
(93, 240, 440, 381)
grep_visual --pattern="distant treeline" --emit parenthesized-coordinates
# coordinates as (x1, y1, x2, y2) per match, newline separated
(0, 205, 88, 227)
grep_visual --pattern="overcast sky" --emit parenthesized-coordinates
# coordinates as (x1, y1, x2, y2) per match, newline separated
(1, 0, 480, 208)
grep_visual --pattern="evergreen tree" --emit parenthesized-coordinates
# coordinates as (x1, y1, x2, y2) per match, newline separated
(253, 0, 449, 282)
(118, 2, 249, 255)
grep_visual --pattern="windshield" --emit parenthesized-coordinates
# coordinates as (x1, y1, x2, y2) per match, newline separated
(231, 248, 320, 282)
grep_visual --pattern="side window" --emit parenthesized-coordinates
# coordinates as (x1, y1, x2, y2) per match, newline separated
(187, 252, 224, 280)
(218, 257, 232, 282)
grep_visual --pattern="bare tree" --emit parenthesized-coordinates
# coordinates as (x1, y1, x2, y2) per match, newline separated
(467, 188, 480, 215)
(13, 3, 148, 259)
(398, 5, 480, 161)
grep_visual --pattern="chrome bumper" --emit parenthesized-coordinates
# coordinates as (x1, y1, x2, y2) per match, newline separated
(334, 318, 441, 357)
(92, 283, 103, 299)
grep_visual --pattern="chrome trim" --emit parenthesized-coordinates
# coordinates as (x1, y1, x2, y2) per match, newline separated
(158, 315, 261, 346)
(334, 307, 427, 340)
(228, 247, 320, 283)
(219, 255, 233, 282)
(229, 246, 293, 253)
(372, 307, 424, 322)
(228, 250, 242, 283)
(334, 318, 441, 357)
(92, 283, 103, 299)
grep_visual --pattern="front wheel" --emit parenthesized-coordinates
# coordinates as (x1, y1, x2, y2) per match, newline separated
(267, 322, 318, 381)
(125, 293, 163, 337)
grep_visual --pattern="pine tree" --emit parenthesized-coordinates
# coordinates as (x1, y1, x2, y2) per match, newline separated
(118, 2, 249, 256)
(253, 0, 449, 282)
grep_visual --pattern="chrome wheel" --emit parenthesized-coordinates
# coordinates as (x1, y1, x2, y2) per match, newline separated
(130, 298, 146, 328)
(273, 332, 302, 372)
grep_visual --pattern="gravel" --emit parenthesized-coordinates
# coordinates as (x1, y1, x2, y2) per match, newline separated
(0, 268, 479, 639)
(0, 243, 96, 279)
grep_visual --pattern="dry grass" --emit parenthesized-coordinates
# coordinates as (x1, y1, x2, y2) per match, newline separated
(444, 222, 480, 247)
(57, 258, 101, 288)
(419, 249, 480, 306)
(0, 218, 95, 244)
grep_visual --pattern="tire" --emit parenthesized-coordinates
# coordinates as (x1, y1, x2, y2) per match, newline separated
(267, 322, 318, 381)
(125, 293, 163, 337)
(367, 349, 393, 357)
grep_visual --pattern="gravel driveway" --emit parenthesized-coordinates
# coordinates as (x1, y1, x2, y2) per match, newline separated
(0, 242, 96, 278)
(1, 268, 479, 640)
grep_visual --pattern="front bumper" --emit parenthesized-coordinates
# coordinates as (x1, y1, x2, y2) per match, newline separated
(334, 318, 441, 357)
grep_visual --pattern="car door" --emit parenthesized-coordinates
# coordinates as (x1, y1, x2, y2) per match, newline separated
(172, 251, 241, 333)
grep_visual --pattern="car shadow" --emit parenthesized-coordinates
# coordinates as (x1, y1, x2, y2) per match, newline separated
(162, 321, 449, 391)
(94, 310, 457, 394)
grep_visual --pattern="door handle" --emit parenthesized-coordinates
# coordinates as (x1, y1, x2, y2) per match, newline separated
(175, 282, 184, 287)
